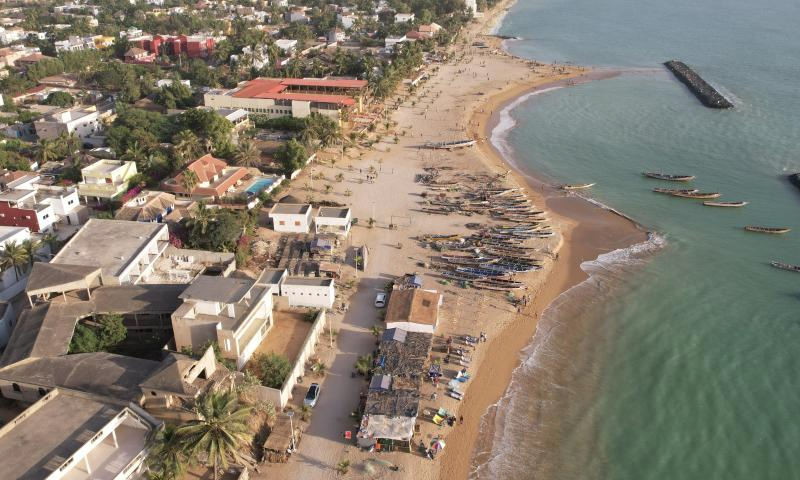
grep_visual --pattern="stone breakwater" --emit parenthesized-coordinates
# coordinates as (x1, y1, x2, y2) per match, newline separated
(664, 60, 733, 109)
(788, 173, 800, 194)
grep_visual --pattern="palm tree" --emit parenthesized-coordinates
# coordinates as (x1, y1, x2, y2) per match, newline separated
(0, 241, 30, 282)
(20, 238, 42, 268)
(146, 424, 188, 480)
(178, 391, 252, 480)
(35, 139, 59, 165)
(122, 141, 147, 166)
(189, 201, 214, 234)
(180, 170, 199, 196)
(233, 140, 260, 168)
(40, 232, 61, 256)
(172, 130, 201, 164)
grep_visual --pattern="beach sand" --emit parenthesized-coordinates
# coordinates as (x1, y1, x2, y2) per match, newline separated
(258, 2, 646, 479)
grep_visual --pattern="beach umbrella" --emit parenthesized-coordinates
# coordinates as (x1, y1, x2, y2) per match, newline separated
(430, 439, 446, 452)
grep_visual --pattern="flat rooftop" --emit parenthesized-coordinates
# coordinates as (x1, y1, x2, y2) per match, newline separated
(0, 391, 121, 480)
(179, 276, 255, 304)
(82, 160, 126, 175)
(0, 225, 27, 242)
(257, 268, 287, 286)
(282, 277, 334, 287)
(317, 206, 350, 218)
(0, 188, 35, 202)
(270, 203, 311, 215)
(51, 219, 167, 280)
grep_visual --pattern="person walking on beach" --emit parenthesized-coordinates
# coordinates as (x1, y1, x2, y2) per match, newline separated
(459, 415, 464, 425)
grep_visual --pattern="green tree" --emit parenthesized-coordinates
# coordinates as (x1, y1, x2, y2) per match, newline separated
(43, 91, 75, 107)
(248, 352, 291, 388)
(274, 139, 307, 175)
(20, 238, 42, 268)
(175, 108, 233, 152)
(180, 169, 199, 195)
(35, 139, 60, 165)
(172, 130, 202, 164)
(0, 240, 29, 281)
(233, 140, 260, 168)
(178, 391, 252, 480)
(146, 424, 188, 480)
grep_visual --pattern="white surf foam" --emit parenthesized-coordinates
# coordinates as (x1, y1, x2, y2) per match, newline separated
(471, 233, 667, 479)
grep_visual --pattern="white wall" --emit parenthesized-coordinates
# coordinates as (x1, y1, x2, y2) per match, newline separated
(282, 282, 335, 309)
(385, 321, 434, 334)
(269, 212, 310, 233)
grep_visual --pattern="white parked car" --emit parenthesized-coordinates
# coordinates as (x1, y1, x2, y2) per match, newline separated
(374, 292, 387, 308)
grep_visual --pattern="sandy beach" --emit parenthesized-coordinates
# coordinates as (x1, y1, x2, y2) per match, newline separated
(258, 1, 646, 479)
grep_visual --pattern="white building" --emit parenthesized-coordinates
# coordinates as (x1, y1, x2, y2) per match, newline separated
(314, 206, 351, 236)
(54, 35, 97, 53)
(384, 288, 443, 334)
(34, 106, 102, 142)
(394, 13, 415, 23)
(338, 13, 357, 29)
(0, 189, 57, 233)
(51, 219, 170, 285)
(275, 38, 297, 55)
(156, 79, 191, 88)
(281, 277, 335, 309)
(172, 275, 276, 369)
(465, 0, 478, 14)
(5, 174, 82, 225)
(385, 35, 407, 49)
(269, 203, 312, 233)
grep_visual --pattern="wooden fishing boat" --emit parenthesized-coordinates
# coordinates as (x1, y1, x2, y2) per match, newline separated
(653, 187, 698, 194)
(425, 139, 477, 150)
(770, 261, 800, 272)
(702, 201, 749, 207)
(670, 191, 721, 199)
(744, 226, 791, 234)
(471, 282, 526, 291)
(643, 172, 696, 182)
(561, 183, 595, 190)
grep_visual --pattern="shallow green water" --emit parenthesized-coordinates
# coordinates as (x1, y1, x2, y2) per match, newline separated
(474, 0, 800, 478)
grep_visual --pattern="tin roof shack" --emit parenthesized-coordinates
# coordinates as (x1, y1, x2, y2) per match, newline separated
(384, 289, 443, 334)
(268, 203, 312, 233)
(280, 277, 335, 309)
(314, 206, 351, 236)
(357, 388, 420, 452)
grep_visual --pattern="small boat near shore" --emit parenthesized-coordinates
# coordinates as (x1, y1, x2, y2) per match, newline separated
(671, 191, 721, 199)
(653, 187, 698, 195)
(744, 226, 791, 234)
(703, 201, 749, 207)
(770, 261, 800, 272)
(561, 183, 595, 190)
(643, 172, 696, 181)
(425, 139, 477, 150)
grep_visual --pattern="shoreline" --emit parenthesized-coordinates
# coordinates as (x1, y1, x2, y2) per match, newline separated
(437, 7, 649, 480)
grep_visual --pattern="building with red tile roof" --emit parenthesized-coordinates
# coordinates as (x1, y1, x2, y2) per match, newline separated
(160, 154, 248, 199)
(203, 77, 368, 122)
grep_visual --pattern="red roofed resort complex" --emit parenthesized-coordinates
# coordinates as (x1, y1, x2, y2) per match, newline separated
(203, 77, 368, 121)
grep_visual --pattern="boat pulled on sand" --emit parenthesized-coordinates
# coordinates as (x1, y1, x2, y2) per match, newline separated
(643, 172, 696, 181)
(744, 226, 791, 234)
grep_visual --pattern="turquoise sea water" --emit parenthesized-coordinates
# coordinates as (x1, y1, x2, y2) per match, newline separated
(475, 0, 800, 479)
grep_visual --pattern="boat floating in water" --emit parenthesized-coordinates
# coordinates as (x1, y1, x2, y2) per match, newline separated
(643, 172, 696, 181)
(770, 261, 800, 272)
(653, 187, 699, 195)
(671, 191, 721, 199)
(744, 226, 791, 234)
(703, 201, 749, 207)
(561, 183, 595, 190)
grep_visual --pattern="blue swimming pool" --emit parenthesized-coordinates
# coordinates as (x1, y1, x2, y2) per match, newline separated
(246, 177, 276, 195)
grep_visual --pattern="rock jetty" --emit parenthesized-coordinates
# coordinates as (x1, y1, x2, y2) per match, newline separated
(788, 173, 800, 193)
(664, 60, 733, 109)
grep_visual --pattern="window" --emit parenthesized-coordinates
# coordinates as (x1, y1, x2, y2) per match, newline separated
(12, 383, 20, 392)
(294, 221, 301, 226)
(224, 339, 231, 351)
(279, 220, 286, 225)
(38, 388, 46, 397)
(151, 391, 157, 396)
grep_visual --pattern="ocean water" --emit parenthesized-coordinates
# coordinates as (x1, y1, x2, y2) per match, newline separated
(474, 0, 800, 479)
